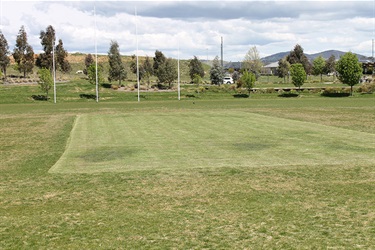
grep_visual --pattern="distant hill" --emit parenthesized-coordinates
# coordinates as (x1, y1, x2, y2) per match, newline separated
(261, 52, 290, 65)
(306, 50, 346, 61)
(261, 50, 370, 65)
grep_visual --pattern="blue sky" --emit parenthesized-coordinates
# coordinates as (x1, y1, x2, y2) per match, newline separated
(1, 0, 374, 61)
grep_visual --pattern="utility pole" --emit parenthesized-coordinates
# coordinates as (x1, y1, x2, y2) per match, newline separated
(221, 36, 223, 68)
(372, 39, 374, 76)
(221, 36, 224, 85)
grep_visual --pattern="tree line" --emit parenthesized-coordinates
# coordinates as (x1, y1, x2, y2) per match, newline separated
(0, 24, 206, 93)
(276, 44, 336, 83)
(276, 44, 362, 95)
(229, 44, 363, 96)
(80, 42, 366, 98)
(0, 26, 363, 97)
(84, 41, 206, 90)
(0, 26, 71, 79)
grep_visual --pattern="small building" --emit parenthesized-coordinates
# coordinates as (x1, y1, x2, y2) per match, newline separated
(262, 61, 279, 75)
(360, 60, 374, 74)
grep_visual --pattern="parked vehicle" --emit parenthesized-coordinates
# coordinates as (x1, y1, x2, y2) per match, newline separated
(223, 77, 234, 84)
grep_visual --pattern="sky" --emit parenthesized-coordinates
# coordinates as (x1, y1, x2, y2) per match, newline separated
(0, 0, 374, 62)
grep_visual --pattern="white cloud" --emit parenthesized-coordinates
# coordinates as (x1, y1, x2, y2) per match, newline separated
(1, 0, 374, 61)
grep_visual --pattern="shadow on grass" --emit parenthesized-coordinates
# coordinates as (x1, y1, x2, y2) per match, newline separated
(79, 147, 137, 163)
(321, 93, 351, 97)
(278, 93, 299, 98)
(134, 94, 147, 99)
(233, 94, 249, 98)
(186, 94, 196, 98)
(80, 94, 97, 99)
(102, 83, 112, 88)
(31, 95, 49, 101)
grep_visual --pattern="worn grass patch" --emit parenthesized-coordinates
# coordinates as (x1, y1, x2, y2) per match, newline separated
(50, 111, 375, 173)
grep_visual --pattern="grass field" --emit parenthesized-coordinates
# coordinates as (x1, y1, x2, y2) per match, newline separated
(50, 111, 375, 174)
(1, 82, 375, 248)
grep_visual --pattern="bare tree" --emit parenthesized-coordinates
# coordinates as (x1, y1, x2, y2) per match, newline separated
(242, 46, 263, 78)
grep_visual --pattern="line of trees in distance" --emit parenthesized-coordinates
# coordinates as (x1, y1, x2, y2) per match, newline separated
(275, 44, 362, 95)
(0, 25, 71, 100)
(0, 26, 364, 96)
(0, 24, 207, 91)
(276, 44, 337, 83)
(233, 44, 363, 96)
(83, 42, 206, 90)
(0, 25, 70, 79)
(0, 25, 207, 92)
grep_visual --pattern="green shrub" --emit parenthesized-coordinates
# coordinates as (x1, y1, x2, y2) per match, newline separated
(233, 93, 249, 98)
(266, 88, 275, 93)
(236, 88, 244, 94)
(309, 88, 321, 94)
(357, 82, 375, 93)
(229, 84, 236, 91)
(236, 79, 243, 88)
(255, 89, 269, 94)
(195, 87, 205, 93)
(210, 86, 220, 93)
(279, 92, 299, 98)
(342, 87, 351, 94)
(220, 84, 231, 92)
(323, 87, 339, 94)
(321, 87, 350, 97)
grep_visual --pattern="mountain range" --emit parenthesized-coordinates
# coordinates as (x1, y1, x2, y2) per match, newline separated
(260, 50, 371, 65)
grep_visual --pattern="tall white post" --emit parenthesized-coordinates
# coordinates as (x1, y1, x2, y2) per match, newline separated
(0, 0, 2, 30)
(372, 38, 374, 76)
(221, 36, 224, 85)
(373, 0, 375, 76)
(135, 7, 140, 102)
(178, 42, 180, 100)
(53, 39, 56, 104)
(94, 5, 99, 103)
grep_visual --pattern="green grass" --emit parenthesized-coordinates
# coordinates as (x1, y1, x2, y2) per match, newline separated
(1, 82, 375, 248)
(50, 111, 375, 174)
(1, 79, 371, 105)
